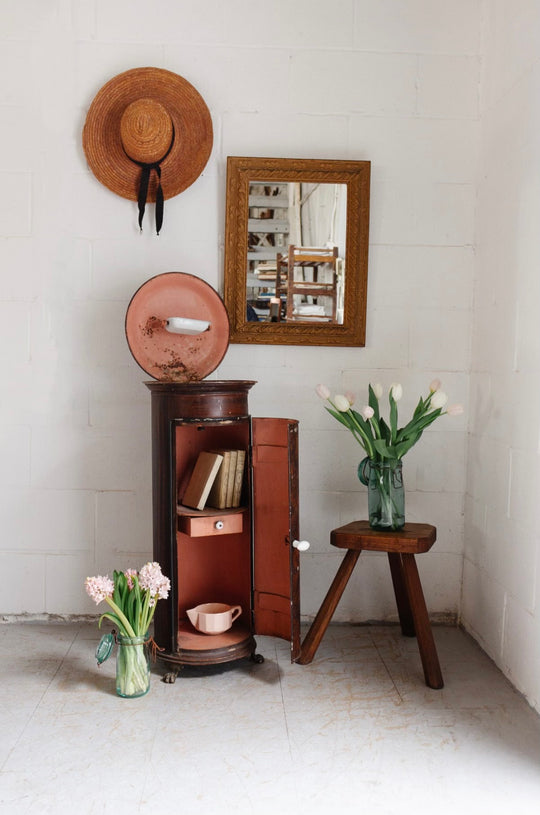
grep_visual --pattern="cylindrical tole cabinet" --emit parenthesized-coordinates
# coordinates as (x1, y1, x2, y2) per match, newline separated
(146, 380, 301, 677)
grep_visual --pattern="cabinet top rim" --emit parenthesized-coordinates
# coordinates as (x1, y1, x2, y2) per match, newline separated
(145, 379, 257, 394)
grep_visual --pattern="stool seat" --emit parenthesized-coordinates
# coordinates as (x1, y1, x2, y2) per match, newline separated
(331, 521, 436, 553)
(298, 521, 443, 689)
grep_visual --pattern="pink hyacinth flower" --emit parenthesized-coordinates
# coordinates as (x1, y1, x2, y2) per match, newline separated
(139, 561, 171, 605)
(125, 569, 138, 590)
(85, 575, 114, 604)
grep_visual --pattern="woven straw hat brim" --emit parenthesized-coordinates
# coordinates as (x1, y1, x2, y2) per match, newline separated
(83, 67, 213, 202)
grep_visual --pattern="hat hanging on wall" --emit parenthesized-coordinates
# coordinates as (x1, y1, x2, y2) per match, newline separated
(82, 67, 213, 234)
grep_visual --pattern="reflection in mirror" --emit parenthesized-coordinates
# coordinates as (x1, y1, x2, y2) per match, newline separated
(224, 157, 370, 347)
(247, 182, 347, 324)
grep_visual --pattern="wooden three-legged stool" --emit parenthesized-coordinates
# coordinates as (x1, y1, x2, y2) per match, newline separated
(298, 521, 444, 689)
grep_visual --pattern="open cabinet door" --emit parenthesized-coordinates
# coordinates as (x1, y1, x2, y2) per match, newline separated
(252, 417, 300, 660)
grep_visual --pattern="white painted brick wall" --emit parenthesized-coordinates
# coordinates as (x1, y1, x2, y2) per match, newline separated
(464, 0, 540, 712)
(0, 1, 478, 630)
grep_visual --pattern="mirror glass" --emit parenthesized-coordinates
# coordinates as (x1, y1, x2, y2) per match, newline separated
(224, 157, 370, 346)
(247, 181, 346, 324)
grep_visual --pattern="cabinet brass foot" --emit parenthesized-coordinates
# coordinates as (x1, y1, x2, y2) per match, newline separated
(162, 670, 180, 684)
(250, 652, 264, 664)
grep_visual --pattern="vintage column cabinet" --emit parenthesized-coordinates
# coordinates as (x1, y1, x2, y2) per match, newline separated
(146, 380, 300, 676)
(125, 274, 302, 679)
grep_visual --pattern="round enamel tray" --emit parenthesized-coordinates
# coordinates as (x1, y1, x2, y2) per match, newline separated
(125, 272, 230, 381)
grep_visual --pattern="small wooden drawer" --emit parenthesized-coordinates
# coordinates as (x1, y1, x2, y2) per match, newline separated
(177, 505, 245, 537)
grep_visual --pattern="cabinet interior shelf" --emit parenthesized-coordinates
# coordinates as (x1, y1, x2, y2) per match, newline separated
(174, 620, 255, 665)
(177, 504, 248, 518)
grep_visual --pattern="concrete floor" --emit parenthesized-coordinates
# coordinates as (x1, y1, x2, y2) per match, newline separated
(1, 621, 539, 814)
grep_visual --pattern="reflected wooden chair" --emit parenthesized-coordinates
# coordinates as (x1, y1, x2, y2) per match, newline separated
(284, 245, 339, 322)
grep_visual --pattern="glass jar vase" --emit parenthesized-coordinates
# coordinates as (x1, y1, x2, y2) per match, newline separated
(358, 458, 405, 531)
(115, 634, 150, 698)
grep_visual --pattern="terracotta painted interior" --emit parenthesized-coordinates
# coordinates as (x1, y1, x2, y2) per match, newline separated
(174, 417, 297, 653)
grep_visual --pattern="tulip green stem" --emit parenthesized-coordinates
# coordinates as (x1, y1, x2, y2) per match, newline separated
(369, 416, 382, 440)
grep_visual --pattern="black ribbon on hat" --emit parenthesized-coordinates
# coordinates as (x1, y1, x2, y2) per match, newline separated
(127, 126, 175, 235)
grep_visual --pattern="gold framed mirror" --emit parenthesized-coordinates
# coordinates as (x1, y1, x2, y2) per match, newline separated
(224, 156, 370, 346)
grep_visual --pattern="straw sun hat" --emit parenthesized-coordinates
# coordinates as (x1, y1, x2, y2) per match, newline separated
(82, 67, 213, 234)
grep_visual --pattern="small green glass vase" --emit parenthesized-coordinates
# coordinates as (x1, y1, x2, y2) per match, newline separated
(115, 634, 150, 698)
(358, 458, 405, 531)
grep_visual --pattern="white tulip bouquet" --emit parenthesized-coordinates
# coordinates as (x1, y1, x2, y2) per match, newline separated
(316, 379, 463, 463)
(316, 379, 463, 528)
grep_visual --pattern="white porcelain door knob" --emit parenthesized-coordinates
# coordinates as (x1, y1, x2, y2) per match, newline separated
(292, 539, 310, 551)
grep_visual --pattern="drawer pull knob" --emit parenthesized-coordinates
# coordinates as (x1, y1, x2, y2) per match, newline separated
(215, 520, 224, 530)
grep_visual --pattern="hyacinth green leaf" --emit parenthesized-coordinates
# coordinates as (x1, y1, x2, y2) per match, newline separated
(134, 581, 142, 635)
(127, 577, 143, 634)
(112, 570, 123, 608)
(127, 580, 137, 620)
(117, 572, 130, 615)
(98, 610, 127, 635)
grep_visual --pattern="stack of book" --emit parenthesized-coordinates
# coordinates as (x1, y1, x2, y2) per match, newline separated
(181, 449, 246, 511)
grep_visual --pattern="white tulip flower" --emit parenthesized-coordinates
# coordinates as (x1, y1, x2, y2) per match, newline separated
(431, 390, 448, 409)
(315, 384, 331, 400)
(334, 394, 351, 412)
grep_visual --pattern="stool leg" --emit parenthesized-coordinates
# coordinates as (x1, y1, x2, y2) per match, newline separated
(298, 549, 361, 665)
(388, 552, 415, 637)
(400, 554, 444, 689)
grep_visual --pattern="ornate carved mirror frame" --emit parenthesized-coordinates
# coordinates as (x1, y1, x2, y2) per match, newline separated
(224, 156, 370, 346)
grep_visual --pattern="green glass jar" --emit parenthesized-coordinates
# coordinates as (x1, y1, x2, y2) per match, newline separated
(115, 634, 150, 698)
(359, 458, 405, 531)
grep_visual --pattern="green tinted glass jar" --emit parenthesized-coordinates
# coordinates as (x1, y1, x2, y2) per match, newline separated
(359, 458, 405, 531)
(115, 634, 150, 698)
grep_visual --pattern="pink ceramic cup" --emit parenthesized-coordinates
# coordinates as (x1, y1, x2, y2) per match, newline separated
(187, 603, 242, 634)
